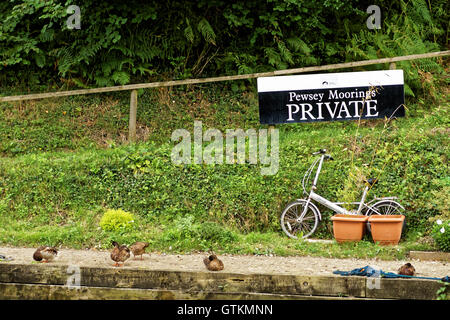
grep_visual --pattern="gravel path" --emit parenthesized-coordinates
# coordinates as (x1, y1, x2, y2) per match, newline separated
(1, 246, 448, 278)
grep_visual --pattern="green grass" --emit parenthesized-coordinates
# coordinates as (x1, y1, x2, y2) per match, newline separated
(0, 209, 419, 260)
(0, 83, 448, 259)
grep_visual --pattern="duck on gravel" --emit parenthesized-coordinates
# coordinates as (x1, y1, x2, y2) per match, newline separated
(33, 246, 58, 263)
(111, 241, 131, 267)
(130, 241, 149, 260)
(203, 254, 224, 271)
(398, 263, 416, 276)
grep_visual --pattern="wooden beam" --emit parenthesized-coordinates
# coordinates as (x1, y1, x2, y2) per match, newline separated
(1, 283, 364, 300)
(0, 263, 366, 298)
(0, 263, 446, 299)
(0, 50, 449, 103)
(408, 251, 450, 262)
(128, 90, 138, 142)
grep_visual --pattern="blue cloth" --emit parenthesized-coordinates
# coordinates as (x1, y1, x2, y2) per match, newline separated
(333, 265, 449, 282)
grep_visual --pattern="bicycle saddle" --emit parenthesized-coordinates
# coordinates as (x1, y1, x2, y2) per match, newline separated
(364, 178, 378, 186)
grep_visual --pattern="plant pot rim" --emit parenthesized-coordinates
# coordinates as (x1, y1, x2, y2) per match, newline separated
(368, 214, 405, 222)
(331, 214, 369, 222)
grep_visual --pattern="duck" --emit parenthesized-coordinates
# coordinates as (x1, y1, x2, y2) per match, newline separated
(110, 241, 131, 267)
(33, 246, 58, 263)
(130, 241, 149, 260)
(398, 263, 416, 276)
(203, 254, 224, 271)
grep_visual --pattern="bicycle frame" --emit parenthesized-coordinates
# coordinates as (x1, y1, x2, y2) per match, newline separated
(299, 153, 373, 220)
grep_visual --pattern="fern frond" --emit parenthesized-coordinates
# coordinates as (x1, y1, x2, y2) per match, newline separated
(410, 0, 433, 25)
(197, 18, 216, 45)
(286, 37, 311, 55)
(277, 41, 293, 65)
(57, 47, 76, 76)
(264, 47, 279, 67)
(95, 75, 112, 87)
(111, 70, 130, 85)
(78, 40, 103, 63)
(39, 28, 55, 42)
(184, 19, 194, 43)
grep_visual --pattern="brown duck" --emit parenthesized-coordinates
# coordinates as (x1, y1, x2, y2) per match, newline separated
(110, 241, 131, 267)
(33, 246, 58, 263)
(398, 263, 416, 276)
(130, 241, 149, 260)
(203, 254, 224, 271)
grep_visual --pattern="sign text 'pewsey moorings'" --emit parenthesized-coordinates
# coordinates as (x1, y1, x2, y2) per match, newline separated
(257, 70, 405, 124)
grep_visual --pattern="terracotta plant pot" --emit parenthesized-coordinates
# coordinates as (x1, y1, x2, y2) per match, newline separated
(368, 215, 405, 245)
(331, 214, 369, 243)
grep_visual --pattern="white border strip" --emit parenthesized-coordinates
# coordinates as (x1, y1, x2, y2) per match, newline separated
(257, 70, 404, 92)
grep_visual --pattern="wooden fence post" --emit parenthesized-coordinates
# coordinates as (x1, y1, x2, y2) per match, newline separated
(129, 90, 138, 142)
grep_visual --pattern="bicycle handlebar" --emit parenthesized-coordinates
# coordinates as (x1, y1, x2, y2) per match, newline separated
(302, 150, 334, 195)
(312, 149, 327, 155)
(312, 149, 333, 160)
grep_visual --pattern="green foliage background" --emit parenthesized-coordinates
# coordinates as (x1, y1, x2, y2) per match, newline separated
(0, 0, 448, 92)
(0, 0, 448, 253)
(431, 220, 450, 252)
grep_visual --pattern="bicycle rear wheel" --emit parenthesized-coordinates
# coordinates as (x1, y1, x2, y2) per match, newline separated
(280, 200, 319, 239)
(365, 200, 405, 216)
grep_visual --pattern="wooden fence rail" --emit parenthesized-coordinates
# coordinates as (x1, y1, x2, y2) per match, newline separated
(1, 50, 449, 141)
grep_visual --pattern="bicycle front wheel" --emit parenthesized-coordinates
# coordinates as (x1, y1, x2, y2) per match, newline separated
(280, 200, 319, 239)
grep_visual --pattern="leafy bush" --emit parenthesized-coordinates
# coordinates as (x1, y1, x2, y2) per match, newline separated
(0, 0, 447, 92)
(162, 215, 237, 245)
(345, 0, 447, 100)
(197, 222, 238, 243)
(431, 219, 450, 252)
(99, 208, 135, 232)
